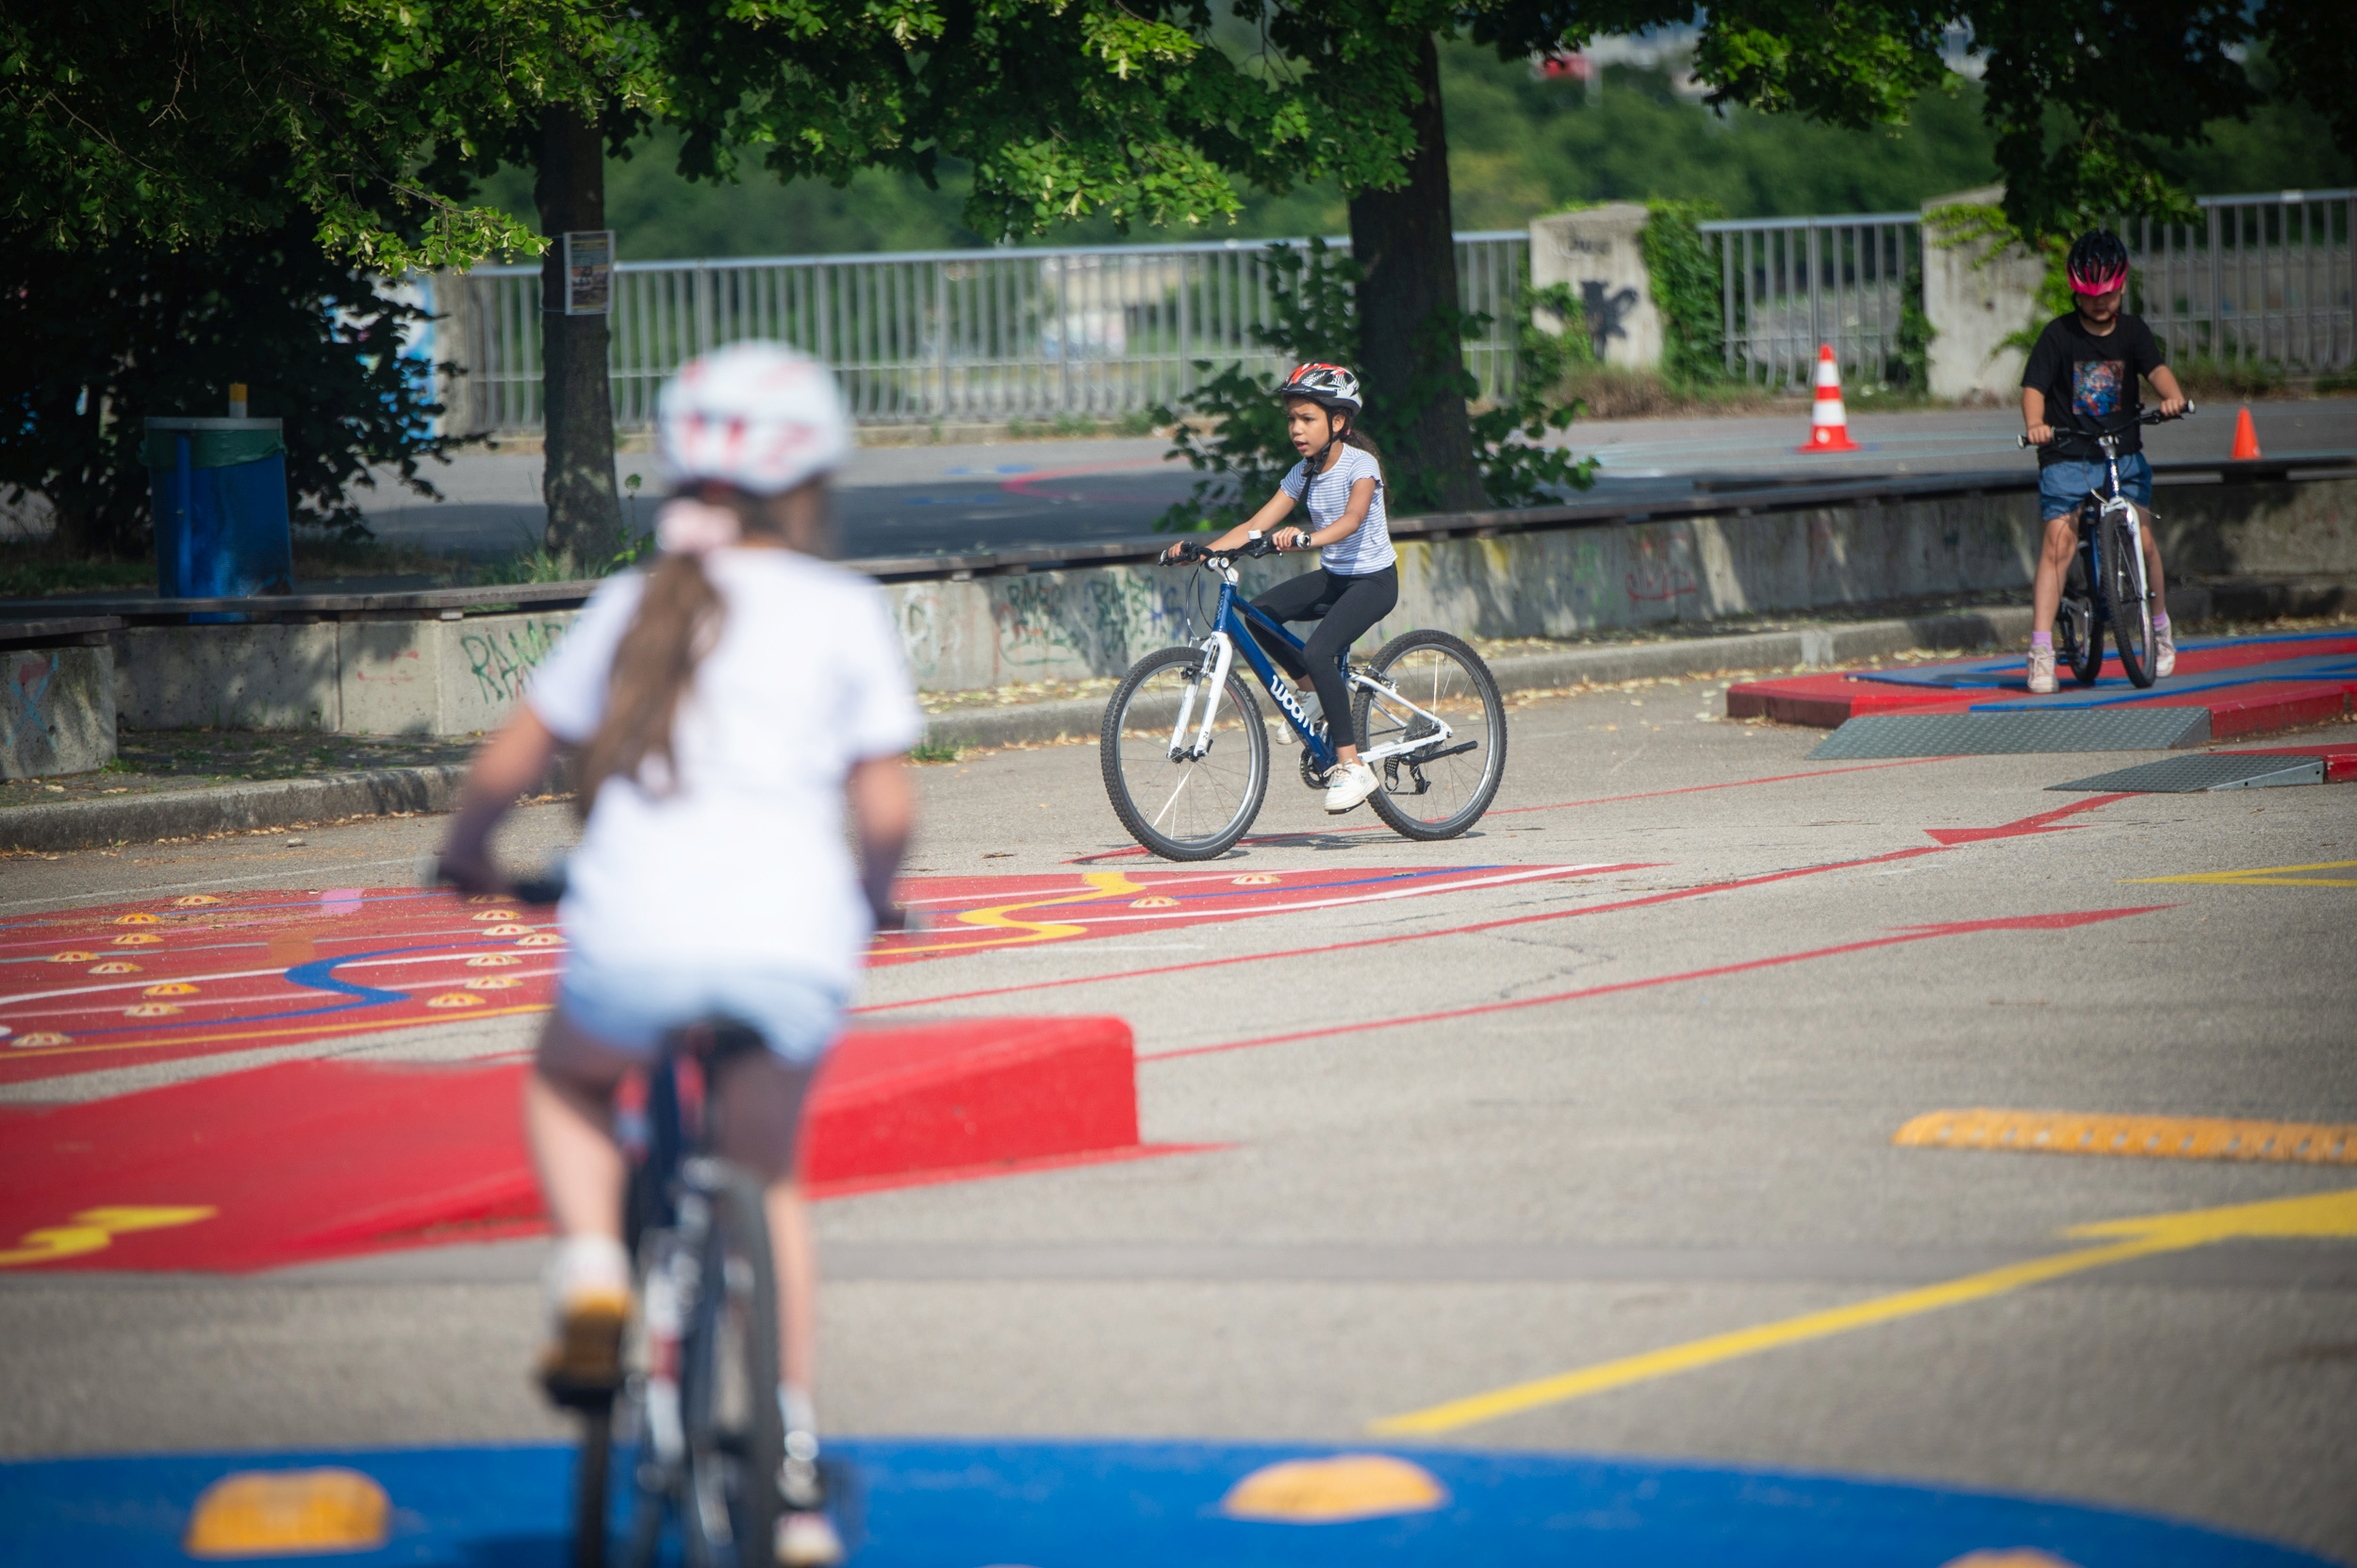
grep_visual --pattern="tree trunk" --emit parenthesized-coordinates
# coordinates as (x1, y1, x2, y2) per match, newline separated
(1346, 31, 1484, 513)
(535, 107, 621, 560)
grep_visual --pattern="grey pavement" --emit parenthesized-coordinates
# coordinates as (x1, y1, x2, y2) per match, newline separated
(4, 681, 2355, 1557)
(363, 398, 2357, 560)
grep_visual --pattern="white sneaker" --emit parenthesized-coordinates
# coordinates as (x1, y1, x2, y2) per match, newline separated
(2026, 644, 2057, 696)
(776, 1510, 845, 1567)
(2153, 619, 2176, 678)
(1323, 761, 1379, 814)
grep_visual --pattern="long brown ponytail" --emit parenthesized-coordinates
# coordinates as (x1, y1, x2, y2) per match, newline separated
(576, 553, 726, 816)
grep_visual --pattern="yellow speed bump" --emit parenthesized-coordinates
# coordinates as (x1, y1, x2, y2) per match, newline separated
(1220, 1454, 1447, 1524)
(1896, 1109, 2357, 1165)
(184, 1467, 390, 1558)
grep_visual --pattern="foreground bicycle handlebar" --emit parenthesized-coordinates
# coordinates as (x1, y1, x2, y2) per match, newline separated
(1164, 532, 1287, 567)
(2019, 403, 2195, 451)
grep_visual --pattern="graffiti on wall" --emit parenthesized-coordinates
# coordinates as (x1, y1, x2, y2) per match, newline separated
(4, 652, 58, 755)
(459, 619, 569, 705)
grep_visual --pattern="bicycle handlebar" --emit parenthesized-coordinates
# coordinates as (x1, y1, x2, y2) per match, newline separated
(425, 856, 569, 906)
(1162, 533, 1286, 566)
(2019, 403, 2196, 451)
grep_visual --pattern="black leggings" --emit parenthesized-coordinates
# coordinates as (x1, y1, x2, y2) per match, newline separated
(1247, 566, 1399, 748)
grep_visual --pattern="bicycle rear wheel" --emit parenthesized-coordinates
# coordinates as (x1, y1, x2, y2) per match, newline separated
(680, 1172, 783, 1568)
(1352, 630, 1508, 841)
(2102, 509, 2155, 687)
(1101, 645, 1270, 861)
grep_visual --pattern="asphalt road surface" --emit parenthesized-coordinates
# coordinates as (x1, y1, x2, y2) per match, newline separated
(358, 397, 2357, 562)
(5, 675, 2353, 1560)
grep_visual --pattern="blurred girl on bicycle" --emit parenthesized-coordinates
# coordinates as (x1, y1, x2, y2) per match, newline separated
(1162, 361, 1397, 814)
(2020, 229, 2189, 693)
(438, 342, 918, 1566)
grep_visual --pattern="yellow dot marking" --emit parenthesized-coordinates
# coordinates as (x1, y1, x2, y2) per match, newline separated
(426, 992, 486, 1009)
(1369, 1187, 2357, 1437)
(1129, 896, 1179, 908)
(470, 910, 519, 921)
(124, 1003, 183, 1018)
(90, 962, 142, 974)
(11, 1032, 72, 1049)
(465, 894, 503, 905)
(463, 976, 520, 991)
(1233, 874, 1280, 885)
(1894, 1108, 2357, 1166)
(115, 913, 160, 925)
(143, 982, 201, 998)
(516, 933, 565, 948)
(48, 951, 96, 963)
(184, 1468, 390, 1558)
(1220, 1455, 1447, 1524)
(482, 924, 534, 936)
(466, 954, 522, 968)
(174, 895, 222, 906)
(112, 933, 164, 946)
(0, 1206, 216, 1268)
(2127, 857, 2357, 888)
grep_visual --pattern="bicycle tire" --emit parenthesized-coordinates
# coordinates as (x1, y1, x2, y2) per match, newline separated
(2101, 508, 2155, 687)
(2060, 535, 2102, 686)
(1100, 645, 1269, 861)
(680, 1171, 783, 1568)
(1352, 630, 1508, 841)
(571, 1406, 613, 1568)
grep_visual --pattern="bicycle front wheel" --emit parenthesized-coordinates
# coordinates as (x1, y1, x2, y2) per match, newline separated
(1353, 630, 1508, 841)
(680, 1172, 783, 1568)
(2102, 510, 2155, 687)
(1101, 645, 1270, 861)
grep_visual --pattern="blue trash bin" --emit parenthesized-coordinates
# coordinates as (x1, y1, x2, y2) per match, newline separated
(141, 417, 295, 601)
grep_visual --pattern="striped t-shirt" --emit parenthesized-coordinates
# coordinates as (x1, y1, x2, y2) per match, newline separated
(1281, 445, 1394, 575)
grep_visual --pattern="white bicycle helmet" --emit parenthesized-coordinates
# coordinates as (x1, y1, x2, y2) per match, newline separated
(658, 341, 850, 496)
(1278, 362, 1362, 415)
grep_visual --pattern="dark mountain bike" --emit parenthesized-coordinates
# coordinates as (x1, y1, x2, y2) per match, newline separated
(2020, 404, 2192, 689)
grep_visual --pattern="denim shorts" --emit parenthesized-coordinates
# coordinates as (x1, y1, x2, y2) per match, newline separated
(557, 963, 847, 1065)
(2039, 453, 2152, 520)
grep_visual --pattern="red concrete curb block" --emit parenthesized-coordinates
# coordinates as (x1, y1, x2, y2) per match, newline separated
(0, 1016, 1153, 1273)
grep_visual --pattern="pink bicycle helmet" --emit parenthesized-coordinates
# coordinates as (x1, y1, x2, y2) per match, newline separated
(2067, 230, 2131, 296)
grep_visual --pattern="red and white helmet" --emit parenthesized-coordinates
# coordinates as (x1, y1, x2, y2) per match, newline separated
(658, 341, 850, 495)
(1277, 362, 1362, 415)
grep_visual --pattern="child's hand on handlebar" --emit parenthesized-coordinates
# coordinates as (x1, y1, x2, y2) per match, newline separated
(1277, 527, 1312, 552)
(2158, 395, 2189, 419)
(2024, 421, 2054, 447)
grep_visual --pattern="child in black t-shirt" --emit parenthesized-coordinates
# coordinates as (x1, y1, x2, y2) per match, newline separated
(2019, 230, 2189, 692)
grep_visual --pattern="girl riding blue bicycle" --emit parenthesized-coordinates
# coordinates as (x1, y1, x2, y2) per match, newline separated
(1161, 362, 1397, 814)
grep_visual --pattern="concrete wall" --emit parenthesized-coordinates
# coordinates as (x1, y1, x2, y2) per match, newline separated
(1530, 205, 1663, 369)
(5, 645, 116, 778)
(116, 611, 577, 735)
(1922, 186, 2045, 403)
(109, 477, 2357, 734)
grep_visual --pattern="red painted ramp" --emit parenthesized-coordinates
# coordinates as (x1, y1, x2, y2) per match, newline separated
(1727, 629, 2357, 734)
(0, 1017, 1167, 1274)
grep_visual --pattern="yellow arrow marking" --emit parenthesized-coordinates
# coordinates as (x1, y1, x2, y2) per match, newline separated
(2128, 858, 2357, 888)
(1370, 1187, 2357, 1437)
(0, 1205, 218, 1268)
(1896, 1108, 2357, 1164)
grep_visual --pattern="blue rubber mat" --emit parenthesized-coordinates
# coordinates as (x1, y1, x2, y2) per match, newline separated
(1851, 630, 2357, 692)
(0, 1438, 2329, 1566)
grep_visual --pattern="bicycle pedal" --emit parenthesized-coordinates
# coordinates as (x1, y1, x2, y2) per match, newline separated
(536, 1293, 629, 1408)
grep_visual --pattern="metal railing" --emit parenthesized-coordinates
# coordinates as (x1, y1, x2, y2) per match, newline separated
(431, 233, 1528, 434)
(2128, 190, 2355, 372)
(1701, 213, 1924, 389)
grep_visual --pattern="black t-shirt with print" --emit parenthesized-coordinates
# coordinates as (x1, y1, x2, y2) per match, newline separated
(2020, 312, 2167, 466)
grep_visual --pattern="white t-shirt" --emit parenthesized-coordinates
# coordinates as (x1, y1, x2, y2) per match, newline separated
(527, 549, 923, 987)
(1281, 445, 1394, 575)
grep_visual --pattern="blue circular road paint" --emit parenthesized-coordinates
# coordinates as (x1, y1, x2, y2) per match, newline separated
(0, 1439, 2324, 1566)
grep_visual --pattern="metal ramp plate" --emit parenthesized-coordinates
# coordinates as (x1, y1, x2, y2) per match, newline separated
(1808, 707, 2212, 759)
(2048, 754, 2327, 793)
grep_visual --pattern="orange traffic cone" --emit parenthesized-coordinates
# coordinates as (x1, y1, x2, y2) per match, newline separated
(2231, 405, 2262, 460)
(1796, 345, 1861, 454)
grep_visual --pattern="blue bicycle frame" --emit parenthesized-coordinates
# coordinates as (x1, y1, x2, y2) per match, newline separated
(1167, 546, 1457, 779)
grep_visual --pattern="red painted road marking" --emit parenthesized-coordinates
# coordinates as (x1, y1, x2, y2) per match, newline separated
(1066, 757, 1955, 863)
(1140, 906, 2175, 1064)
(869, 794, 2134, 1015)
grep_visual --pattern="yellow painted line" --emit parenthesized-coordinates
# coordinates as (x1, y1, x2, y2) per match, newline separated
(1896, 1108, 2357, 1164)
(2127, 858, 2357, 888)
(0, 1206, 217, 1268)
(882, 871, 1147, 958)
(1369, 1186, 2357, 1437)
